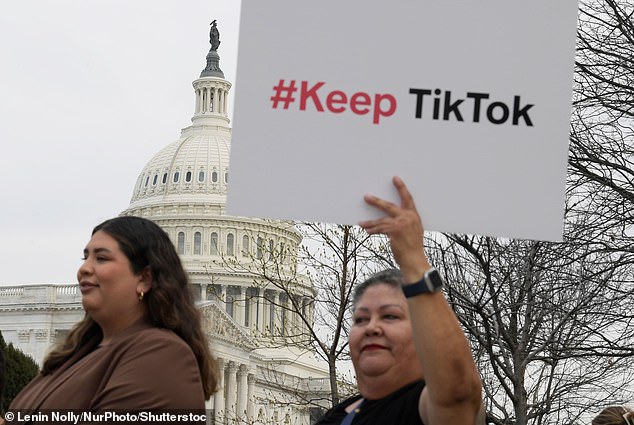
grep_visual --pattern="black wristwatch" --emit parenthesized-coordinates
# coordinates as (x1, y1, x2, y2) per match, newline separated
(402, 268, 444, 298)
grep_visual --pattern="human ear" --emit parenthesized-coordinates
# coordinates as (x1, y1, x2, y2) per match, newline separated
(137, 266, 153, 294)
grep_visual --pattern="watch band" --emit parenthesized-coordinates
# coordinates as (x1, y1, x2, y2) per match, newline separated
(402, 267, 444, 297)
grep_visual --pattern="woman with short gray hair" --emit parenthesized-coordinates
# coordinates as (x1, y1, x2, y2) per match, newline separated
(316, 176, 482, 425)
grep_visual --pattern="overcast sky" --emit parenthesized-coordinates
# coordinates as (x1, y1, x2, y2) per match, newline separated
(0, 1, 242, 285)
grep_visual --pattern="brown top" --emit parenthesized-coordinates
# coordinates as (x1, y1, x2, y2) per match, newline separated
(9, 320, 205, 419)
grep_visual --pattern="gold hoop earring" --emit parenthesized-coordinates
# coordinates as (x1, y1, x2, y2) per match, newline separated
(138, 291, 144, 301)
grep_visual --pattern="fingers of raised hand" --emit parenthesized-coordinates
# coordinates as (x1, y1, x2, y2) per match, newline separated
(359, 218, 385, 234)
(392, 176, 417, 211)
(363, 194, 403, 218)
(361, 177, 422, 235)
(359, 211, 421, 236)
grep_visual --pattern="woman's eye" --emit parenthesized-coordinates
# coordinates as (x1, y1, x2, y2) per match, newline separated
(353, 317, 369, 324)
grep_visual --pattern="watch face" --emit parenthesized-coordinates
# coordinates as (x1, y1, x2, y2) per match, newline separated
(427, 270, 443, 290)
(402, 269, 443, 298)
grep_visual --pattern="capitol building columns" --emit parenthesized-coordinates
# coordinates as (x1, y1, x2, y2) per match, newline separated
(234, 287, 245, 327)
(213, 358, 256, 424)
(195, 85, 227, 116)
(247, 288, 259, 332)
(200, 283, 208, 302)
(262, 291, 271, 336)
(225, 361, 238, 422)
(213, 358, 225, 424)
(200, 282, 318, 341)
(219, 285, 227, 307)
(268, 291, 279, 335)
(246, 373, 256, 422)
(237, 364, 249, 419)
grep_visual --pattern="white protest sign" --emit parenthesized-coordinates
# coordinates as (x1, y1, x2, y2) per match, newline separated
(226, 0, 578, 241)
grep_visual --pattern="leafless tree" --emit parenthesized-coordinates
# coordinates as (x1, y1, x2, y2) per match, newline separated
(570, 0, 634, 253)
(424, 228, 634, 425)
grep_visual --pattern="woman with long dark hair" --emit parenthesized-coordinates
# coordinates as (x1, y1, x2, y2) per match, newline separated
(4, 216, 218, 423)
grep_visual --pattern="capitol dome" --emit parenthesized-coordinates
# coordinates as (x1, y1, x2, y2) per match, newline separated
(128, 74, 232, 209)
(121, 25, 314, 330)
(128, 128, 232, 208)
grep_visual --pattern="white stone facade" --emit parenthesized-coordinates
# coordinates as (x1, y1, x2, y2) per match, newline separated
(0, 284, 82, 364)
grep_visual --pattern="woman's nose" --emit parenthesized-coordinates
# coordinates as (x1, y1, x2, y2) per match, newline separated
(77, 258, 92, 280)
(364, 316, 383, 336)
